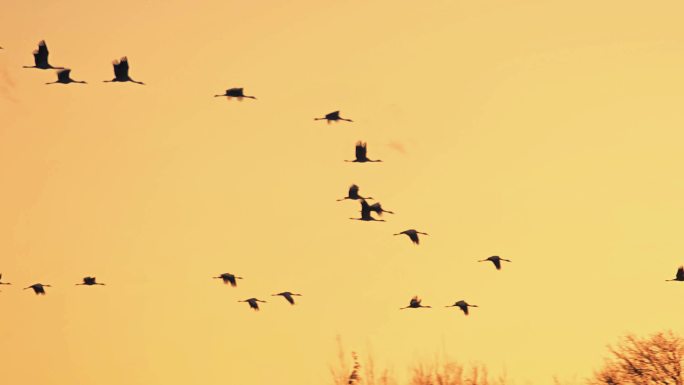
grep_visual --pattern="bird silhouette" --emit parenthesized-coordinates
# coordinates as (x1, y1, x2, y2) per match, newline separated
(46, 69, 86, 85)
(346, 141, 382, 163)
(23, 40, 63, 70)
(446, 300, 478, 316)
(214, 88, 256, 100)
(400, 296, 431, 310)
(0, 274, 11, 285)
(239, 298, 266, 311)
(394, 229, 428, 245)
(666, 266, 684, 282)
(314, 111, 353, 123)
(24, 283, 51, 295)
(104, 57, 144, 84)
(337, 184, 373, 201)
(76, 276, 105, 286)
(213, 273, 242, 287)
(272, 291, 302, 305)
(479, 255, 511, 270)
(368, 202, 394, 216)
(350, 199, 385, 222)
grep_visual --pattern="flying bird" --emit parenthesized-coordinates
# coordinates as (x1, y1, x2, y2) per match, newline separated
(446, 300, 478, 316)
(213, 273, 242, 287)
(666, 266, 684, 282)
(46, 69, 86, 85)
(272, 291, 302, 305)
(479, 255, 511, 270)
(0, 274, 11, 285)
(314, 111, 353, 123)
(214, 88, 256, 100)
(76, 276, 105, 286)
(346, 141, 382, 163)
(23, 40, 63, 69)
(104, 57, 144, 84)
(394, 229, 428, 245)
(337, 184, 373, 201)
(400, 296, 431, 310)
(350, 199, 385, 222)
(368, 202, 394, 216)
(239, 298, 266, 311)
(24, 283, 51, 295)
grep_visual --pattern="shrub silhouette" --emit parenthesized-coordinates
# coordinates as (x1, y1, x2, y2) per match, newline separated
(590, 331, 684, 385)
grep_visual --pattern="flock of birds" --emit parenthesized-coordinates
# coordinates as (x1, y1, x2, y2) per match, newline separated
(2, 40, 684, 315)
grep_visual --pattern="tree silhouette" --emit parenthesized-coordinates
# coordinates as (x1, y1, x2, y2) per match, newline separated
(590, 331, 684, 385)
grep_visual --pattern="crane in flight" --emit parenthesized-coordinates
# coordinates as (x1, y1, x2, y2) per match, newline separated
(337, 184, 373, 201)
(239, 298, 267, 311)
(104, 57, 144, 84)
(214, 88, 256, 100)
(46, 69, 86, 85)
(446, 300, 478, 316)
(394, 229, 428, 245)
(479, 256, 511, 270)
(213, 273, 243, 287)
(24, 283, 51, 295)
(314, 111, 352, 123)
(400, 296, 431, 309)
(23, 40, 63, 70)
(272, 291, 302, 305)
(345, 141, 382, 163)
(76, 277, 105, 286)
(350, 199, 385, 222)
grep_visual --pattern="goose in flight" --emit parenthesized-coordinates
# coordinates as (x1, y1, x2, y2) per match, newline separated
(23, 40, 63, 69)
(446, 300, 478, 316)
(272, 291, 302, 305)
(314, 110, 352, 123)
(394, 229, 428, 245)
(479, 256, 511, 270)
(213, 273, 243, 287)
(214, 87, 256, 100)
(239, 298, 266, 311)
(400, 296, 431, 309)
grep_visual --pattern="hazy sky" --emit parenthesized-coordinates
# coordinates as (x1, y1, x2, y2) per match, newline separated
(2, 1, 684, 384)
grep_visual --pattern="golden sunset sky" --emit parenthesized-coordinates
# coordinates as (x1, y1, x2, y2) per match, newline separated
(2, 1, 684, 384)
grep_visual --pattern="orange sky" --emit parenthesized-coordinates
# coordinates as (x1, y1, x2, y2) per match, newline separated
(2, 1, 684, 384)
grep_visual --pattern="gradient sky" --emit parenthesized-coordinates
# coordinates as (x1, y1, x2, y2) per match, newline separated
(2, 1, 684, 384)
